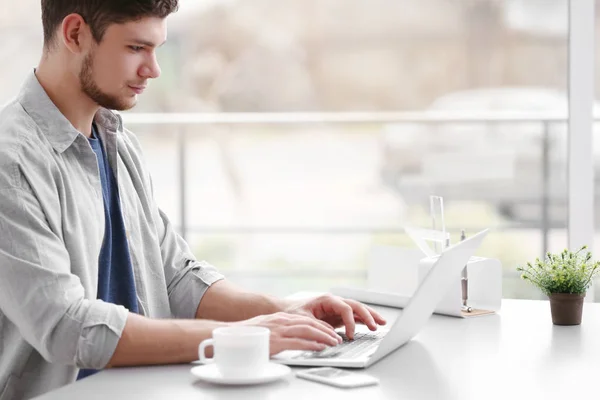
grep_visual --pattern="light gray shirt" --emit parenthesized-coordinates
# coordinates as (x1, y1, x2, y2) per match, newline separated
(0, 71, 224, 400)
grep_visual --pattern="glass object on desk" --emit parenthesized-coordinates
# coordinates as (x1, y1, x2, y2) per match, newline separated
(404, 195, 450, 257)
(430, 195, 448, 253)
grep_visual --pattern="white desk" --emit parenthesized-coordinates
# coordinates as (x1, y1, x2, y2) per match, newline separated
(35, 299, 600, 400)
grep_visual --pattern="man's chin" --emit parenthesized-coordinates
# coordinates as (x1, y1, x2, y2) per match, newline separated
(108, 98, 137, 112)
(118, 102, 137, 111)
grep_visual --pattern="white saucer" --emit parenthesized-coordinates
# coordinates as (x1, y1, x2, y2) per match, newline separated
(190, 363, 292, 385)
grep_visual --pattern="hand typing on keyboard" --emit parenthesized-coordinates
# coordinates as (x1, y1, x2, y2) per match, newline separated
(239, 312, 344, 355)
(283, 294, 387, 340)
(238, 294, 386, 357)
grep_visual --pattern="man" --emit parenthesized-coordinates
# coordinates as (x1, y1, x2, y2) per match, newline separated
(0, 1, 386, 398)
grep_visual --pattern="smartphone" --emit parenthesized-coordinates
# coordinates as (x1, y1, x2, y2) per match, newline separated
(296, 367, 380, 388)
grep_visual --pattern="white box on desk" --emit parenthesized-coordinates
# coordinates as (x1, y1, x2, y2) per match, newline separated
(417, 255, 502, 317)
(331, 245, 502, 318)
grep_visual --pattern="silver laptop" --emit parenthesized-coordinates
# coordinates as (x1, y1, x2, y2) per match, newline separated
(273, 229, 488, 368)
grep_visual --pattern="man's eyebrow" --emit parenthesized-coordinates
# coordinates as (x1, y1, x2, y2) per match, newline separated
(128, 39, 167, 48)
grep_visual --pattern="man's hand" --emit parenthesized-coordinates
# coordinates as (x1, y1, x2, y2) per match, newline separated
(237, 312, 343, 356)
(284, 294, 387, 340)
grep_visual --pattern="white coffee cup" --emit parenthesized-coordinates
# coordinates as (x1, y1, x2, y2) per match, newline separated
(198, 326, 270, 379)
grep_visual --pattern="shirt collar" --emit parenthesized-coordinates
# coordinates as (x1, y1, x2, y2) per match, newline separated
(17, 69, 123, 153)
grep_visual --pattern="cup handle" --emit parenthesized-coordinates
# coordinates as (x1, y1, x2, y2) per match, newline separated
(198, 339, 215, 364)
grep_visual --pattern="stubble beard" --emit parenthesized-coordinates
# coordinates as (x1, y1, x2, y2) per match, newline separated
(79, 52, 136, 111)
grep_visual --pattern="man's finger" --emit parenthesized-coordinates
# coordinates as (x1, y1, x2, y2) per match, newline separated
(322, 297, 356, 339)
(362, 304, 387, 325)
(344, 299, 377, 330)
(291, 314, 342, 343)
(281, 325, 340, 346)
(306, 315, 336, 331)
(270, 338, 328, 356)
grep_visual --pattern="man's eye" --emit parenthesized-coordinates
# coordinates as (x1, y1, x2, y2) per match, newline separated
(129, 46, 144, 52)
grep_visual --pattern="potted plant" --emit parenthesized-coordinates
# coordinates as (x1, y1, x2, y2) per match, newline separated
(517, 246, 600, 325)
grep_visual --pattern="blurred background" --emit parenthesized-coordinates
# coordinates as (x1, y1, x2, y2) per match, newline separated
(2, 0, 600, 299)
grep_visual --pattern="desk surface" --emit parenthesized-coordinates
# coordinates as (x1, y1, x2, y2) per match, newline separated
(36, 299, 600, 400)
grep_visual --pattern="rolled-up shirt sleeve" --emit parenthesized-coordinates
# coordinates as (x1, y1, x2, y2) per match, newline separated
(156, 208, 224, 319)
(0, 186, 128, 369)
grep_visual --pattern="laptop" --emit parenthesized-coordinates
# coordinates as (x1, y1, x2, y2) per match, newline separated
(272, 229, 489, 368)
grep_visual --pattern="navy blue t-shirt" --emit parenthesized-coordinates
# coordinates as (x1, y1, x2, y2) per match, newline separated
(78, 124, 139, 380)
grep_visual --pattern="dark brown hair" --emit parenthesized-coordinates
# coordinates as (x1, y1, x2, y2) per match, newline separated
(42, 0, 179, 49)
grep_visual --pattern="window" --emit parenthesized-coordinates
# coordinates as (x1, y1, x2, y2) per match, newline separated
(1, 0, 586, 300)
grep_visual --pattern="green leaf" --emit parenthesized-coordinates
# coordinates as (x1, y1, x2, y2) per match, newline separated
(516, 245, 600, 295)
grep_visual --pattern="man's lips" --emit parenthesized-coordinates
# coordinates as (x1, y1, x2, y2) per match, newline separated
(128, 85, 146, 94)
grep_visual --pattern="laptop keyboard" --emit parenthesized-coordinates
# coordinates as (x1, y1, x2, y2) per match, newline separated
(292, 330, 387, 360)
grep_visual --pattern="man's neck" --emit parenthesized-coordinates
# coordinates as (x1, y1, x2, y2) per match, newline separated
(35, 56, 99, 138)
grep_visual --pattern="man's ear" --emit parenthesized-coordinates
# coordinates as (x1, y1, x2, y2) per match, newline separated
(60, 13, 93, 54)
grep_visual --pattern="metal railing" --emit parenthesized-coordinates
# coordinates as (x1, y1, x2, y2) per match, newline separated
(123, 111, 578, 257)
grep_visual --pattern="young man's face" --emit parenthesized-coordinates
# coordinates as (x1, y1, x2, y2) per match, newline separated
(79, 17, 167, 111)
